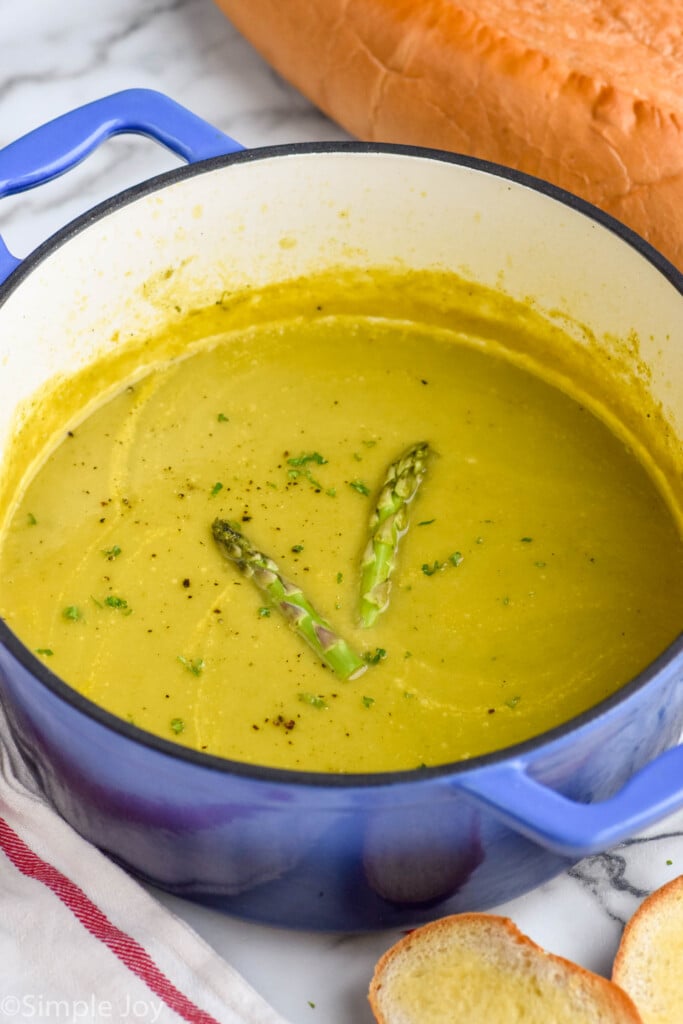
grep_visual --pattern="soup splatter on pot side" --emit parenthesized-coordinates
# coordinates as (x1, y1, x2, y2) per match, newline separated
(0, 271, 681, 773)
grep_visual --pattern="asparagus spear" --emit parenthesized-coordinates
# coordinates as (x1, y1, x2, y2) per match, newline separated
(360, 441, 430, 628)
(212, 519, 366, 681)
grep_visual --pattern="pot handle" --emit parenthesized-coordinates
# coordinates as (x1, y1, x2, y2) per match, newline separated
(456, 744, 683, 856)
(0, 88, 244, 284)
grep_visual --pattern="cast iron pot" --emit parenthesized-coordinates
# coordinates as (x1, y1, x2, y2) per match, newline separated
(0, 90, 681, 931)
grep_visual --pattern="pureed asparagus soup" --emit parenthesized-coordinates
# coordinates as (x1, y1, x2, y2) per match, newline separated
(0, 268, 681, 773)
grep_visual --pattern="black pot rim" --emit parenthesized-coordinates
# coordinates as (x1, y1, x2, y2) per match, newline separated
(1, 139, 681, 790)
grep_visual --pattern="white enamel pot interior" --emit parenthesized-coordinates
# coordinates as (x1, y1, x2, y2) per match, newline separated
(2, 146, 681, 444)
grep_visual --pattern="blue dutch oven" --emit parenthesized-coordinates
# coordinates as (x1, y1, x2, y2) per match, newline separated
(0, 90, 681, 930)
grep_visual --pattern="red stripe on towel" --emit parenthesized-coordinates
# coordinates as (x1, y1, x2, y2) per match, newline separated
(0, 815, 221, 1024)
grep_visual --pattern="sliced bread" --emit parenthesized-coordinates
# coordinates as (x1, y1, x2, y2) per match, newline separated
(612, 873, 683, 1024)
(369, 912, 643, 1023)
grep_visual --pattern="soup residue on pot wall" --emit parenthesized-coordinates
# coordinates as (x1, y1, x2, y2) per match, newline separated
(0, 268, 680, 773)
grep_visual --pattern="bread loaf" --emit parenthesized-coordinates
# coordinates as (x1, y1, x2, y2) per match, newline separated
(612, 873, 683, 1024)
(368, 912, 644, 1023)
(213, 0, 683, 271)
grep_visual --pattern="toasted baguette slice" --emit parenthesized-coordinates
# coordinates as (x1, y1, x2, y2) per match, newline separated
(612, 874, 683, 1024)
(369, 913, 643, 1024)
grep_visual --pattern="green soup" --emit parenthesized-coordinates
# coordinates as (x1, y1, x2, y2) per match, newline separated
(0, 270, 680, 772)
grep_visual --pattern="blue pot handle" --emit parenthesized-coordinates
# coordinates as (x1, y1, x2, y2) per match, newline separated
(0, 88, 244, 284)
(457, 743, 683, 856)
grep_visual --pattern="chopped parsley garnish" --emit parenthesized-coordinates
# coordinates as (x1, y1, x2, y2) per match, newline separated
(336, 572, 343, 584)
(170, 717, 185, 735)
(217, 412, 229, 422)
(421, 561, 441, 576)
(418, 519, 435, 526)
(62, 606, 82, 622)
(422, 552, 463, 575)
(286, 453, 331, 493)
(298, 692, 328, 710)
(364, 647, 387, 666)
(178, 655, 205, 676)
(103, 545, 122, 560)
(287, 452, 327, 467)
(27, 512, 37, 526)
(258, 606, 271, 617)
(520, 537, 533, 543)
(210, 481, 224, 497)
(104, 595, 129, 611)
(349, 480, 370, 496)
(291, 544, 304, 553)
(35, 648, 53, 657)
(362, 696, 376, 709)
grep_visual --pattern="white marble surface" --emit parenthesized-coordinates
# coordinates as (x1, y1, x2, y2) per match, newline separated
(1, 2, 682, 1022)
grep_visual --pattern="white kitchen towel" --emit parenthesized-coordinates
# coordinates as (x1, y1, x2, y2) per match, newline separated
(0, 701, 291, 1024)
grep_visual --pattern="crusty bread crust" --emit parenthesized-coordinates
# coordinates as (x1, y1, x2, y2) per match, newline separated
(613, 873, 683, 1024)
(368, 912, 643, 1023)
(213, 0, 683, 271)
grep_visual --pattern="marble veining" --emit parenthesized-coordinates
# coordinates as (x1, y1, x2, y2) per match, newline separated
(0, 2, 681, 1022)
